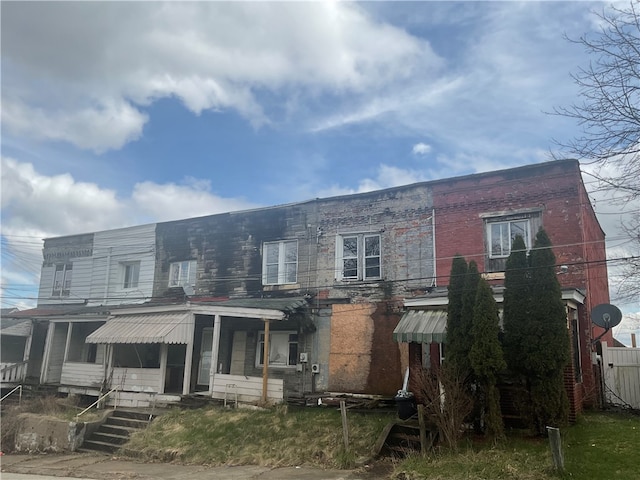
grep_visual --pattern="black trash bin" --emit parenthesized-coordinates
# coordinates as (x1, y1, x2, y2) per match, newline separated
(395, 391, 417, 420)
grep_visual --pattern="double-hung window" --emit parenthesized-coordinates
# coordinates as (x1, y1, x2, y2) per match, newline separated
(52, 263, 73, 297)
(488, 219, 530, 258)
(256, 331, 298, 367)
(169, 260, 197, 288)
(262, 240, 298, 285)
(336, 234, 381, 281)
(122, 262, 140, 289)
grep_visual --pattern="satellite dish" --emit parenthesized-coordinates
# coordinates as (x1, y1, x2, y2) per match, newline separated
(590, 304, 622, 329)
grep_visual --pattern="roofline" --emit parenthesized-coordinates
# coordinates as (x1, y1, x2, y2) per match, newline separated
(41, 159, 582, 241)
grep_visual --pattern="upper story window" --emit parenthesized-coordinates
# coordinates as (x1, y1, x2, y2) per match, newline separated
(262, 240, 297, 285)
(488, 219, 530, 258)
(256, 331, 298, 367)
(169, 260, 197, 288)
(484, 211, 541, 272)
(52, 263, 73, 297)
(122, 261, 140, 289)
(336, 233, 381, 281)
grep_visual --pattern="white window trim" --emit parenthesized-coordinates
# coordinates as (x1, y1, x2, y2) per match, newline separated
(335, 233, 382, 281)
(121, 261, 141, 290)
(486, 218, 531, 259)
(262, 240, 298, 285)
(255, 330, 298, 368)
(169, 260, 197, 288)
(52, 263, 73, 297)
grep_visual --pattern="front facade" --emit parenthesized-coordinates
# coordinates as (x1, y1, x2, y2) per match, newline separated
(2, 160, 611, 412)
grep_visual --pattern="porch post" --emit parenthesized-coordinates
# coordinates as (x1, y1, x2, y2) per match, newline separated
(40, 322, 55, 384)
(209, 314, 221, 395)
(159, 344, 168, 394)
(182, 313, 195, 395)
(262, 318, 270, 403)
(63, 322, 73, 362)
(23, 321, 34, 362)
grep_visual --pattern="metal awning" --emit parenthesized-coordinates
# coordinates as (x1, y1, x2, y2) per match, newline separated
(86, 312, 191, 344)
(393, 309, 447, 343)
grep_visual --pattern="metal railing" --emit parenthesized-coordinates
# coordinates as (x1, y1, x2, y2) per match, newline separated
(75, 385, 121, 422)
(0, 385, 23, 405)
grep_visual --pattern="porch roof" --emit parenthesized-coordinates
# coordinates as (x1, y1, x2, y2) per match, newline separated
(86, 312, 191, 344)
(0, 318, 31, 336)
(393, 309, 447, 344)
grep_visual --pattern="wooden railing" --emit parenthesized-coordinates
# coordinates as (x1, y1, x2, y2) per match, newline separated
(0, 361, 28, 383)
(75, 385, 121, 421)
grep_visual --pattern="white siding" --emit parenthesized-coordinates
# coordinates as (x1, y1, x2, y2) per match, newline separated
(211, 374, 283, 403)
(89, 224, 156, 306)
(38, 258, 92, 306)
(111, 367, 162, 393)
(60, 362, 104, 388)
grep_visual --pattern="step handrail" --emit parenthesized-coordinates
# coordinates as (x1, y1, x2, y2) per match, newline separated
(0, 384, 22, 404)
(75, 385, 121, 421)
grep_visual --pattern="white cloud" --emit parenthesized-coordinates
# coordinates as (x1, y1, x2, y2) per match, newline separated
(412, 143, 432, 156)
(0, 158, 260, 308)
(317, 164, 427, 198)
(2, 2, 438, 152)
(132, 178, 258, 222)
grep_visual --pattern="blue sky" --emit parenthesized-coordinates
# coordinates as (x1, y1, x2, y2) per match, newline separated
(1, 1, 638, 343)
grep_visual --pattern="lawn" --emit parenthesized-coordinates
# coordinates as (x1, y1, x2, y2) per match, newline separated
(123, 406, 640, 479)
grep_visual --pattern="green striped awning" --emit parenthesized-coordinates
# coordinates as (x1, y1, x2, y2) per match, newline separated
(393, 309, 447, 344)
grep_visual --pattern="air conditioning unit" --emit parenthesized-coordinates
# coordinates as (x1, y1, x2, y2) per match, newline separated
(311, 364, 320, 374)
(299, 352, 308, 363)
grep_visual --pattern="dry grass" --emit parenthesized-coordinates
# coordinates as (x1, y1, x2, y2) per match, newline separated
(125, 404, 393, 468)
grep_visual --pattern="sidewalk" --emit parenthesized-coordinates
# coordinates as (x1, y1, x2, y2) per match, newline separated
(0, 453, 391, 480)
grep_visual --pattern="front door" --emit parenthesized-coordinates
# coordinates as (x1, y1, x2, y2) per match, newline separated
(197, 328, 213, 386)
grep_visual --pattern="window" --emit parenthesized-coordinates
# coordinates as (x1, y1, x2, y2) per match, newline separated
(52, 263, 73, 297)
(484, 211, 540, 272)
(336, 234, 381, 281)
(256, 331, 298, 367)
(122, 262, 140, 289)
(262, 241, 298, 285)
(488, 219, 530, 258)
(169, 260, 197, 287)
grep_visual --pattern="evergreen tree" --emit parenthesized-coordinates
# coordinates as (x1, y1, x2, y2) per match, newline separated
(469, 277, 506, 441)
(445, 255, 469, 375)
(503, 235, 530, 375)
(528, 228, 570, 431)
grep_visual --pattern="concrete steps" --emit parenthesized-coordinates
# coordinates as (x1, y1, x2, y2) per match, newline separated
(79, 408, 156, 454)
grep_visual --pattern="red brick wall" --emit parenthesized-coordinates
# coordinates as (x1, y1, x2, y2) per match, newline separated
(431, 160, 610, 416)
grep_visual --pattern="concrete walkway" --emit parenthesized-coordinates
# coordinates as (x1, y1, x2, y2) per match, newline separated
(0, 453, 392, 480)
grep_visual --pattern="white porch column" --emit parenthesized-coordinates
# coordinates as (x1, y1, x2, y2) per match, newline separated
(63, 322, 73, 362)
(209, 314, 222, 395)
(262, 318, 270, 403)
(40, 322, 56, 384)
(23, 321, 34, 362)
(182, 313, 195, 395)
(159, 344, 168, 394)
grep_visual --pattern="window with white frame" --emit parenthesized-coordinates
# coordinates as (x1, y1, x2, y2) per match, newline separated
(336, 234, 381, 281)
(169, 260, 197, 288)
(256, 331, 298, 367)
(122, 262, 140, 289)
(262, 240, 298, 285)
(52, 263, 73, 297)
(487, 219, 531, 258)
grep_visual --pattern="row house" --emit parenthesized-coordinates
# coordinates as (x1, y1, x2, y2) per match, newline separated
(1, 160, 611, 416)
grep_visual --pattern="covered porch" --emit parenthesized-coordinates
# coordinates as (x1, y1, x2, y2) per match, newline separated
(83, 297, 311, 406)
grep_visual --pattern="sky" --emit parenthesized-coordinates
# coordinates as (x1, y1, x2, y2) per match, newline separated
(1, 1, 638, 344)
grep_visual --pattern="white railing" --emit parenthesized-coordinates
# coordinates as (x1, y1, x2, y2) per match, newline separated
(75, 385, 121, 421)
(0, 361, 28, 383)
(0, 385, 23, 405)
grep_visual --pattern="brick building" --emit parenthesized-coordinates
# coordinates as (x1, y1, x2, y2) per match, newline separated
(3, 159, 610, 414)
